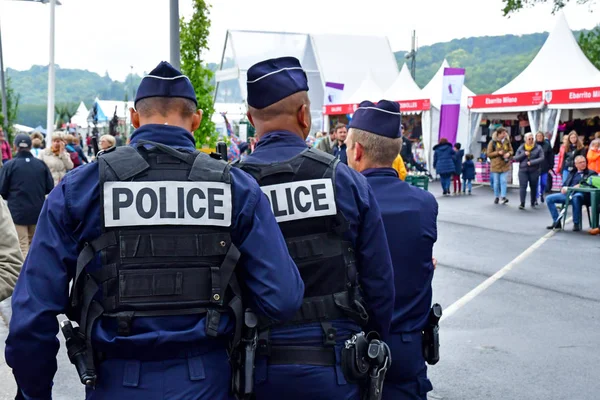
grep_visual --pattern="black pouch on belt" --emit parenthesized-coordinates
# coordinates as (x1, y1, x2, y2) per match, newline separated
(341, 331, 371, 382)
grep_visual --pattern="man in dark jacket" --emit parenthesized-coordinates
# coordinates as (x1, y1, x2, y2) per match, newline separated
(536, 131, 554, 203)
(0, 134, 54, 258)
(546, 155, 597, 231)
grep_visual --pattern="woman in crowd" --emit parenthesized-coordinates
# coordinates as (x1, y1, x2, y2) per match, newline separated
(557, 130, 586, 184)
(433, 138, 455, 195)
(487, 127, 513, 205)
(536, 131, 554, 203)
(39, 132, 74, 186)
(99, 134, 116, 151)
(514, 132, 545, 210)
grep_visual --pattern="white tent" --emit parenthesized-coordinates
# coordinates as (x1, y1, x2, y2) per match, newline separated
(344, 71, 384, 104)
(71, 101, 89, 129)
(494, 12, 600, 95)
(214, 30, 399, 133)
(468, 11, 600, 153)
(383, 64, 434, 170)
(422, 59, 475, 153)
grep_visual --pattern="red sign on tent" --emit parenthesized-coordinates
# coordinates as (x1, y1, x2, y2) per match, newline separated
(468, 92, 544, 109)
(544, 87, 600, 105)
(323, 99, 431, 115)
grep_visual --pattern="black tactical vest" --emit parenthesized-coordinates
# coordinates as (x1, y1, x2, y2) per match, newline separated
(237, 148, 368, 338)
(68, 141, 244, 355)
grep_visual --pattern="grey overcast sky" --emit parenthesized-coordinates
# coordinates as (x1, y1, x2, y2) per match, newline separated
(0, 0, 598, 81)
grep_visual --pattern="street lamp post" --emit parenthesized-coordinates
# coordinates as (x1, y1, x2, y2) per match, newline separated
(0, 19, 8, 131)
(170, 0, 180, 70)
(46, 0, 56, 141)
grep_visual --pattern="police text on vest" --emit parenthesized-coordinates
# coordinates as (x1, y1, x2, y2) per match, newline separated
(103, 181, 232, 227)
(261, 179, 337, 223)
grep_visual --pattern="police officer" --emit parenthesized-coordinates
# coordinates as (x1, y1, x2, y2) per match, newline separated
(5, 61, 304, 400)
(345, 100, 438, 400)
(236, 57, 395, 400)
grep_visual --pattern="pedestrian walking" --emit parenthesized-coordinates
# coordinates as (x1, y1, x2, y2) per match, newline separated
(433, 138, 455, 195)
(487, 127, 513, 205)
(462, 154, 476, 195)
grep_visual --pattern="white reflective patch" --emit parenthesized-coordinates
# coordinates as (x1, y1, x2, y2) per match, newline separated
(260, 179, 337, 223)
(103, 181, 232, 228)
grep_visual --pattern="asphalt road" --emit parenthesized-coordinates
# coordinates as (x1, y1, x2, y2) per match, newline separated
(0, 183, 599, 400)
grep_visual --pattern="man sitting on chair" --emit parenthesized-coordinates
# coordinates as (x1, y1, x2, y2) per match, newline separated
(546, 155, 597, 231)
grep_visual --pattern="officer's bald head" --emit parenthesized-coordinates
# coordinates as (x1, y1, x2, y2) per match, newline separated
(247, 91, 311, 139)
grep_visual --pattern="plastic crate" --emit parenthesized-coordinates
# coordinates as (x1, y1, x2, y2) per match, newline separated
(407, 175, 429, 191)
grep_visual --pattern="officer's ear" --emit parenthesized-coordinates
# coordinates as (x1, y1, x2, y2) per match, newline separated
(130, 108, 140, 129)
(191, 109, 203, 132)
(297, 104, 310, 130)
(247, 111, 255, 128)
(354, 140, 364, 162)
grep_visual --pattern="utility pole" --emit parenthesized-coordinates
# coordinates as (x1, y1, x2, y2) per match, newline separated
(404, 30, 418, 80)
(170, 0, 181, 70)
(0, 19, 8, 131)
(46, 0, 56, 141)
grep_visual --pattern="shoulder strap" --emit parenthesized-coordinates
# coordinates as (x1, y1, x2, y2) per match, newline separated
(188, 151, 231, 183)
(99, 146, 150, 181)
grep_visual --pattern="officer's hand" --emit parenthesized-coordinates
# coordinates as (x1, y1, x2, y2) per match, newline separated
(432, 257, 437, 270)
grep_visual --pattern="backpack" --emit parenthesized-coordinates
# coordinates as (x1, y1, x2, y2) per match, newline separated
(584, 175, 600, 189)
(66, 146, 81, 168)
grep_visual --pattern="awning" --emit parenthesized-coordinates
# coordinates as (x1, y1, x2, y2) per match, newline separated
(323, 99, 430, 116)
(468, 91, 544, 113)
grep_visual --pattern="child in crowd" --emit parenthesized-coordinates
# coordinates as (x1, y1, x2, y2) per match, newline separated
(452, 143, 464, 194)
(587, 139, 600, 173)
(462, 154, 476, 195)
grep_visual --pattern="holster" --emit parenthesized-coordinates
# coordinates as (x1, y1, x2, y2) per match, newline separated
(231, 310, 258, 400)
(422, 303, 442, 365)
(341, 332, 371, 382)
(341, 332, 392, 400)
(60, 320, 97, 388)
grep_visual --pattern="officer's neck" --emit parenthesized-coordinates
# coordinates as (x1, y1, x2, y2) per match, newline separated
(139, 116, 193, 132)
(256, 124, 306, 141)
(354, 159, 391, 173)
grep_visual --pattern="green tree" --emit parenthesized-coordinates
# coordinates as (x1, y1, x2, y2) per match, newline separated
(54, 103, 78, 129)
(0, 76, 20, 143)
(579, 25, 600, 69)
(502, 0, 592, 16)
(180, 0, 217, 148)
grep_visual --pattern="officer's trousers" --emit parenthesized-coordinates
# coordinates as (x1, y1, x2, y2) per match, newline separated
(85, 347, 234, 400)
(254, 344, 360, 400)
(382, 332, 433, 400)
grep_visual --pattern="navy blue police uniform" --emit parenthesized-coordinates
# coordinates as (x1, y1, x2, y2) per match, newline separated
(5, 61, 304, 400)
(349, 100, 438, 400)
(236, 57, 395, 400)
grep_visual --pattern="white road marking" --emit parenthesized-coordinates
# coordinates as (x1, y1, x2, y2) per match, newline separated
(441, 218, 571, 322)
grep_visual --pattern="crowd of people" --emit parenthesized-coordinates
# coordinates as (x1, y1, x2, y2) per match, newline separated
(432, 125, 600, 234)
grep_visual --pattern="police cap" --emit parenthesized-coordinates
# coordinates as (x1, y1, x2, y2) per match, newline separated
(246, 57, 309, 109)
(348, 100, 402, 139)
(135, 61, 197, 107)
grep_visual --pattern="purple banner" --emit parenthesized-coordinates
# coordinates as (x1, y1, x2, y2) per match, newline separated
(438, 68, 465, 144)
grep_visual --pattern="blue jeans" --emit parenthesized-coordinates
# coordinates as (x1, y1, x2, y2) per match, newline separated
(440, 173, 452, 193)
(562, 170, 570, 185)
(546, 192, 584, 225)
(492, 171, 508, 198)
(463, 179, 472, 193)
(538, 172, 548, 198)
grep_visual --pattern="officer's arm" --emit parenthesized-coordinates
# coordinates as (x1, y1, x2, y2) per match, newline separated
(229, 169, 304, 322)
(355, 185, 395, 340)
(0, 165, 9, 198)
(5, 178, 76, 399)
(44, 164, 55, 194)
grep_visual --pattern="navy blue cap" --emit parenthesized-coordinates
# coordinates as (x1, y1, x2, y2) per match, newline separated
(246, 57, 309, 109)
(14, 134, 32, 149)
(348, 100, 402, 139)
(135, 61, 197, 106)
